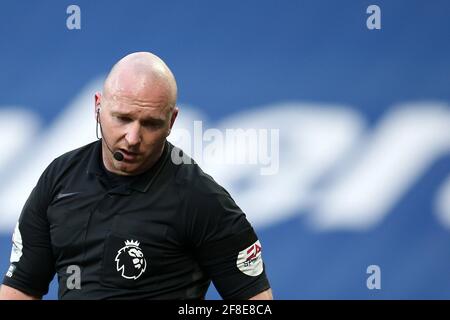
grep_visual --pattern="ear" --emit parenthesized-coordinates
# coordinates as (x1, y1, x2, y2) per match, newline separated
(94, 92, 102, 119)
(169, 107, 179, 129)
(167, 107, 178, 137)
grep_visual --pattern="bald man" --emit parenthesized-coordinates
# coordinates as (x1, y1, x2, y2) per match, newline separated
(0, 52, 272, 300)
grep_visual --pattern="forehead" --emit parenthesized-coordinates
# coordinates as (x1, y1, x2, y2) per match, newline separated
(105, 91, 171, 120)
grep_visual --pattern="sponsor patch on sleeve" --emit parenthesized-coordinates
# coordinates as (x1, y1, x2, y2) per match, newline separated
(10, 222, 23, 263)
(236, 240, 264, 276)
(5, 264, 16, 278)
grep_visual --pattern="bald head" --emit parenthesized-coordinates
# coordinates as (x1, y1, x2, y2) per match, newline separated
(95, 52, 180, 176)
(103, 52, 177, 109)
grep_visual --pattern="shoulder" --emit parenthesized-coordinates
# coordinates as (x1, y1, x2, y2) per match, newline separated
(162, 143, 253, 246)
(172, 151, 230, 200)
(167, 142, 226, 194)
(40, 140, 99, 183)
(51, 140, 98, 168)
(170, 143, 245, 218)
(17, 141, 100, 216)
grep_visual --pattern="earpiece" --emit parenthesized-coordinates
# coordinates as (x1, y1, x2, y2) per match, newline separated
(95, 105, 124, 162)
(96, 107, 101, 123)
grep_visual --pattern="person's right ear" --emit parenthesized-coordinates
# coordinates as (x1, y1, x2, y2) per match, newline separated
(94, 92, 102, 121)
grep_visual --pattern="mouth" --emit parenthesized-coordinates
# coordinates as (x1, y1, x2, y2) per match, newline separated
(118, 149, 140, 161)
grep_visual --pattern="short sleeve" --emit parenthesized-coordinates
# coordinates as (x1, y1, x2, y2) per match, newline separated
(185, 176, 271, 299)
(2, 165, 56, 297)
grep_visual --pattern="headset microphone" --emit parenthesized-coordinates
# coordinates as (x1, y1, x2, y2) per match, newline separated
(112, 149, 124, 161)
(96, 108, 124, 161)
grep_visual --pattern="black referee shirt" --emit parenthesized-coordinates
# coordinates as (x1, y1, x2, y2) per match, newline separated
(3, 140, 270, 299)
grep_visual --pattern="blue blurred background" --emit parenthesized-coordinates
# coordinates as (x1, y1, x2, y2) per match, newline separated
(0, 0, 450, 299)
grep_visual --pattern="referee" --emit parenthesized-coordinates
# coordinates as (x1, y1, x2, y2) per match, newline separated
(0, 52, 272, 300)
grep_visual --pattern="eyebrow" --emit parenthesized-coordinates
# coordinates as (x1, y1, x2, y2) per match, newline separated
(111, 111, 166, 125)
(141, 118, 166, 126)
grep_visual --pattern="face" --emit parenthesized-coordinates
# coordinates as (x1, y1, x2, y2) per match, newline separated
(95, 87, 178, 176)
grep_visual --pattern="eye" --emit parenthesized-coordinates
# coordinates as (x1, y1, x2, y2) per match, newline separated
(142, 120, 163, 129)
(115, 116, 132, 123)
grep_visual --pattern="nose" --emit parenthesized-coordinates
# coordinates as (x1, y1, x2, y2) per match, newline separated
(125, 122, 141, 147)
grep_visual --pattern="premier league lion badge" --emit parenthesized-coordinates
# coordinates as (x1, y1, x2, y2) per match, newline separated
(115, 240, 147, 280)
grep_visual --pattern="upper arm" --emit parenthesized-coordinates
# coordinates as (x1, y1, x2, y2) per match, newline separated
(0, 284, 41, 300)
(186, 178, 271, 300)
(2, 168, 56, 297)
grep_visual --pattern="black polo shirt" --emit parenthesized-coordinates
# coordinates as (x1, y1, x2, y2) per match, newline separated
(2, 140, 270, 299)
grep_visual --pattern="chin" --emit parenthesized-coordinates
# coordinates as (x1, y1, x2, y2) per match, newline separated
(114, 163, 140, 175)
